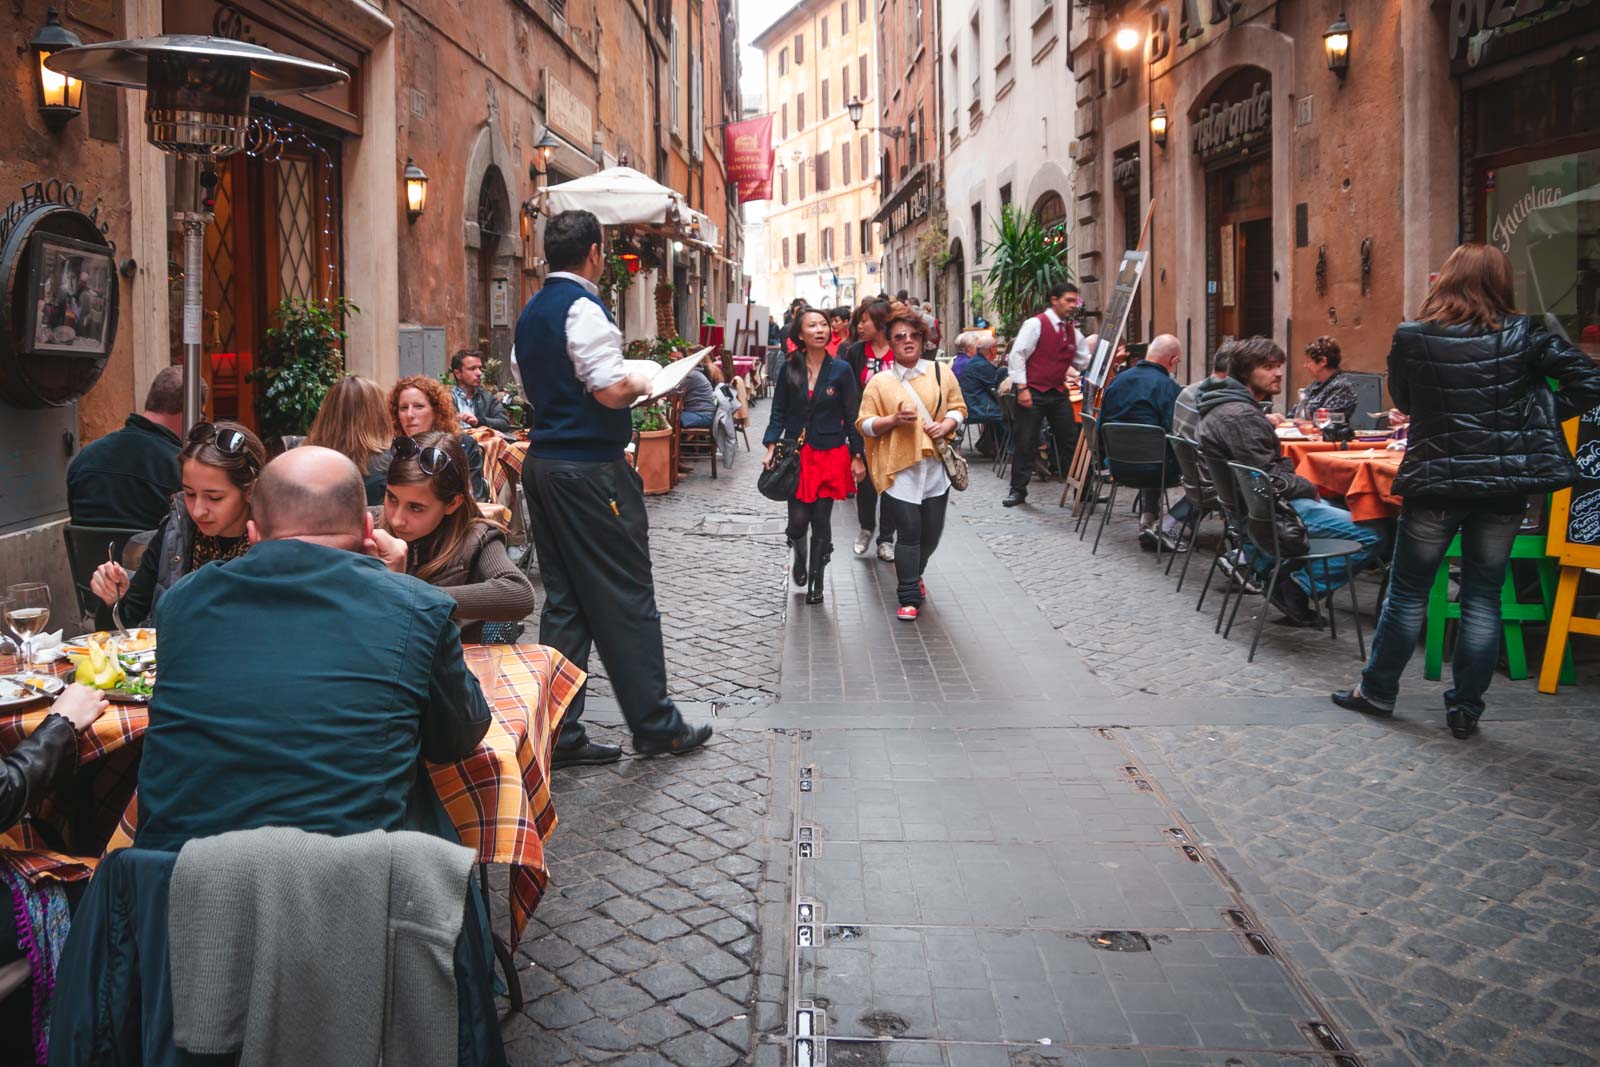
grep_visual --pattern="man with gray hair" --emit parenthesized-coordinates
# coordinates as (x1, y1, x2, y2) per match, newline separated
(134, 445, 490, 852)
(1096, 334, 1187, 550)
(950, 331, 979, 379)
(67, 365, 207, 531)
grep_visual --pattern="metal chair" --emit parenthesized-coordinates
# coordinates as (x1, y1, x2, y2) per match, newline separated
(1225, 462, 1369, 662)
(63, 524, 149, 630)
(1165, 435, 1224, 592)
(1072, 412, 1108, 536)
(1091, 423, 1174, 562)
(1196, 450, 1257, 631)
(1345, 372, 1385, 430)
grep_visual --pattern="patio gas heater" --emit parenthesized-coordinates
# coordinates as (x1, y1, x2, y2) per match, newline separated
(46, 36, 347, 429)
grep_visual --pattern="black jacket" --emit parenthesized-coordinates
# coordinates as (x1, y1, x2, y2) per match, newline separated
(1196, 376, 1318, 500)
(1389, 315, 1600, 498)
(0, 713, 76, 832)
(455, 387, 511, 432)
(763, 354, 863, 454)
(66, 414, 182, 530)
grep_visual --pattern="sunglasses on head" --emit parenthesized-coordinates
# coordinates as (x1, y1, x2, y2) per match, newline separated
(391, 435, 455, 477)
(188, 422, 258, 471)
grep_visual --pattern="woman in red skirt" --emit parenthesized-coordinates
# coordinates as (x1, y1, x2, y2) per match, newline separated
(763, 307, 866, 604)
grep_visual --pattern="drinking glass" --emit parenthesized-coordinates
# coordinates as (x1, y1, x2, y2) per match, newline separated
(463, 645, 506, 708)
(0, 598, 19, 673)
(5, 584, 51, 669)
(1313, 408, 1331, 436)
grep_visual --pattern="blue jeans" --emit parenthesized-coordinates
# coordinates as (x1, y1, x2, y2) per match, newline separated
(1360, 505, 1522, 720)
(1246, 498, 1384, 596)
(680, 409, 713, 429)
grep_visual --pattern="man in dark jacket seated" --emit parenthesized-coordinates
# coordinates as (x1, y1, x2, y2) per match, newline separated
(66, 365, 194, 530)
(450, 349, 512, 432)
(1197, 337, 1384, 626)
(135, 446, 491, 850)
(957, 334, 1004, 457)
(1096, 334, 1186, 550)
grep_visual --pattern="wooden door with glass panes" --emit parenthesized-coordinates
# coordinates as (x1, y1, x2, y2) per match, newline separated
(1205, 154, 1272, 357)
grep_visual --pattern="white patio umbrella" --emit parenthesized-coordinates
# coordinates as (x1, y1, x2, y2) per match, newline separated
(538, 166, 716, 245)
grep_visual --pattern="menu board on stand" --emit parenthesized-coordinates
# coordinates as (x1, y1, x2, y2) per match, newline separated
(1538, 404, 1600, 692)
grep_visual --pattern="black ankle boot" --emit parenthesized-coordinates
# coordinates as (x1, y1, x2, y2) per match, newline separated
(789, 534, 808, 586)
(806, 540, 831, 604)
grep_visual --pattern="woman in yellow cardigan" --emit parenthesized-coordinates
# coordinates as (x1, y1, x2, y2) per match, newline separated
(856, 310, 968, 621)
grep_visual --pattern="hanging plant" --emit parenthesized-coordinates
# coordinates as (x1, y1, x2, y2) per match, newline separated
(981, 205, 1073, 336)
(599, 248, 636, 315)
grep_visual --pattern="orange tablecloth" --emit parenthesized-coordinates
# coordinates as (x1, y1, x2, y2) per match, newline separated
(1, 644, 580, 939)
(1279, 438, 1338, 465)
(1294, 447, 1405, 521)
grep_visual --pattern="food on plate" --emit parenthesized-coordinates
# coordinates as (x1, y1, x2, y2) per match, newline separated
(71, 636, 127, 691)
(0, 673, 66, 703)
(119, 628, 157, 652)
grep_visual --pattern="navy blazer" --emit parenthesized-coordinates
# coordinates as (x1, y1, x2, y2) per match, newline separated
(958, 357, 1003, 423)
(763, 354, 863, 454)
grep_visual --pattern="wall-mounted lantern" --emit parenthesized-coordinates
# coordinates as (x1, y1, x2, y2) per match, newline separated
(530, 128, 561, 177)
(1150, 105, 1169, 148)
(31, 6, 84, 132)
(1323, 12, 1351, 78)
(1113, 25, 1143, 52)
(404, 157, 428, 223)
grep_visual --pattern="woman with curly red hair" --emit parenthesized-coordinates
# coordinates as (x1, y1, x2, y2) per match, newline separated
(387, 375, 489, 500)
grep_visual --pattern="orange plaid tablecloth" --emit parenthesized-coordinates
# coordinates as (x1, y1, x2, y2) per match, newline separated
(492, 440, 531, 500)
(1294, 447, 1405, 522)
(2, 644, 581, 941)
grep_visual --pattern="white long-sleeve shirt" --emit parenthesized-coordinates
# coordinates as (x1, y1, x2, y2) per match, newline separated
(544, 271, 627, 392)
(1007, 308, 1092, 390)
(862, 360, 965, 503)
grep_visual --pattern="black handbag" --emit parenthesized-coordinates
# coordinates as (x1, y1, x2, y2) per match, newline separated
(757, 369, 823, 501)
(1271, 497, 1311, 557)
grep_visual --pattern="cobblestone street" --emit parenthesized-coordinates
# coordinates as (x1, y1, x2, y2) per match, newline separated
(510, 422, 1600, 1067)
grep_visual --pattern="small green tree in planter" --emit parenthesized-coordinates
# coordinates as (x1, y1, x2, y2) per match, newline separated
(981, 205, 1072, 336)
(248, 296, 359, 439)
(631, 401, 673, 494)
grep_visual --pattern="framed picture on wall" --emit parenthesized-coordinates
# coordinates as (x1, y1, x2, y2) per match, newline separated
(22, 232, 116, 358)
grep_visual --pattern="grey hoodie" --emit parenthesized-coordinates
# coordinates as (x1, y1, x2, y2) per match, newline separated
(1195, 376, 1317, 500)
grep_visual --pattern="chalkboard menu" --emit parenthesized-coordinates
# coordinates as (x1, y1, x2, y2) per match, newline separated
(1548, 406, 1600, 565)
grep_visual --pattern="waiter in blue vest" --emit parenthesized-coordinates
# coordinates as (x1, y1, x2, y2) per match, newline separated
(516, 209, 713, 767)
(1003, 281, 1092, 507)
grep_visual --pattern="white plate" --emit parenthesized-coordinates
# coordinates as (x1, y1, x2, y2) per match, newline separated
(0, 672, 65, 710)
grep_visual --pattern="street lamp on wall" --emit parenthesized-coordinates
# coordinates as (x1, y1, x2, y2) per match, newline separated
(404, 157, 429, 222)
(845, 95, 905, 140)
(530, 128, 561, 178)
(31, 6, 84, 132)
(1113, 25, 1143, 52)
(1150, 105, 1169, 148)
(1323, 12, 1352, 78)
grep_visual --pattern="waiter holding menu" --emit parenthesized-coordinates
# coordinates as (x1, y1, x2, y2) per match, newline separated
(516, 209, 713, 767)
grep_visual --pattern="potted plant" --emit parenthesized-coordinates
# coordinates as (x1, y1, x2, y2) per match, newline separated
(631, 402, 673, 495)
(248, 296, 358, 439)
(981, 205, 1072, 336)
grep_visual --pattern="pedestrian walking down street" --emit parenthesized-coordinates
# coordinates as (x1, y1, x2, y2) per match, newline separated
(1333, 243, 1600, 739)
(1004, 282, 1092, 507)
(514, 209, 712, 768)
(857, 309, 968, 621)
(841, 300, 898, 560)
(764, 308, 867, 605)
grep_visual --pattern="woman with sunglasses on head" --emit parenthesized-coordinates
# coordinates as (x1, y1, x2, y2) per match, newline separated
(763, 306, 866, 604)
(89, 421, 267, 626)
(387, 375, 490, 502)
(307, 375, 394, 505)
(857, 311, 967, 622)
(841, 300, 898, 560)
(381, 431, 535, 642)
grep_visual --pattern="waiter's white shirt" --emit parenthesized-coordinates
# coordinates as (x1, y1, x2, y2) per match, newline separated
(545, 271, 626, 392)
(862, 360, 966, 504)
(1007, 308, 1092, 389)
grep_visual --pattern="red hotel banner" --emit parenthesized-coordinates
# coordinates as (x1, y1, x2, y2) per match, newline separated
(725, 116, 774, 203)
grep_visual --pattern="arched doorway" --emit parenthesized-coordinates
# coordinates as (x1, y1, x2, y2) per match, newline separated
(1192, 67, 1273, 355)
(1032, 191, 1067, 243)
(471, 166, 517, 366)
(942, 238, 966, 330)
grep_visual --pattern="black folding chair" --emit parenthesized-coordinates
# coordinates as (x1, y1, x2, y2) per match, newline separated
(1197, 451, 1259, 632)
(1165, 435, 1224, 592)
(1092, 423, 1174, 564)
(63, 524, 148, 630)
(1072, 413, 1109, 537)
(1225, 463, 1369, 663)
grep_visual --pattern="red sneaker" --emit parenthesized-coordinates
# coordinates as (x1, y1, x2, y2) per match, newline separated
(918, 579, 927, 598)
(896, 605, 919, 622)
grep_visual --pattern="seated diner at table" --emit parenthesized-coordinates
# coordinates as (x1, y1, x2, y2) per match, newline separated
(1294, 335, 1360, 425)
(307, 374, 394, 505)
(389, 374, 490, 502)
(383, 431, 535, 643)
(65, 365, 193, 531)
(87, 421, 266, 628)
(132, 445, 490, 851)
(1196, 337, 1385, 627)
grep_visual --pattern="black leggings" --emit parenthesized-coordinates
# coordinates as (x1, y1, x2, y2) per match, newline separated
(879, 491, 950, 605)
(788, 498, 835, 548)
(855, 477, 897, 545)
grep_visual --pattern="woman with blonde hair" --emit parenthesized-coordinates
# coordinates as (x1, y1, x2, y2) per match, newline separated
(307, 375, 393, 504)
(856, 310, 967, 621)
(387, 375, 489, 501)
(1333, 243, 1600, 738)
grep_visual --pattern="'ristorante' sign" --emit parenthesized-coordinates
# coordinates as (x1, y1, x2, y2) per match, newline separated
(1192, 82, 1270, 163)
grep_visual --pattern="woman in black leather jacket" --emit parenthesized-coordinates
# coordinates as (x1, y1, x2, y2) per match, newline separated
(1333, 244, 1600, 738)
(0, 685, 108, 831)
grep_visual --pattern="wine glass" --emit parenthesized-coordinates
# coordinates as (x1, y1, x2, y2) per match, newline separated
(5, 584, 51, 670)
(0, 598, 19, 673)
(1313, 408, 1331, 437)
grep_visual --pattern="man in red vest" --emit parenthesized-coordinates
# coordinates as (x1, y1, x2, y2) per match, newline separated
(1003, 282, 1091, 507)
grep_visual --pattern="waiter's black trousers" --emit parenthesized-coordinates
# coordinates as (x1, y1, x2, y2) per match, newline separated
(524, 455, 685, 748)
(1009, 389, 1080, 493)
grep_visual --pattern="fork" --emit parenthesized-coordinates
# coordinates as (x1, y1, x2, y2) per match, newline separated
(107, 541, 126, 632)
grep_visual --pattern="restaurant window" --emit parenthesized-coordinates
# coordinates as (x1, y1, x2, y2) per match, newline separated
(842, 141, 852, 184)
(797, 92, 806, 130)
(842, 66, 850, 106)
(841, 2, 849, 33)
(798, 233, 807, 263)
(794, 34, 804, 64)
(782, 236, 790, 267)
(821, 17, 829, 48)
(815, 150, 831, 193)
(821, 78, 830, 118)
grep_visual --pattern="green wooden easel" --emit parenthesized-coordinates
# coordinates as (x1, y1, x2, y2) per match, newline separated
(1424, 532, 1575, 683)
